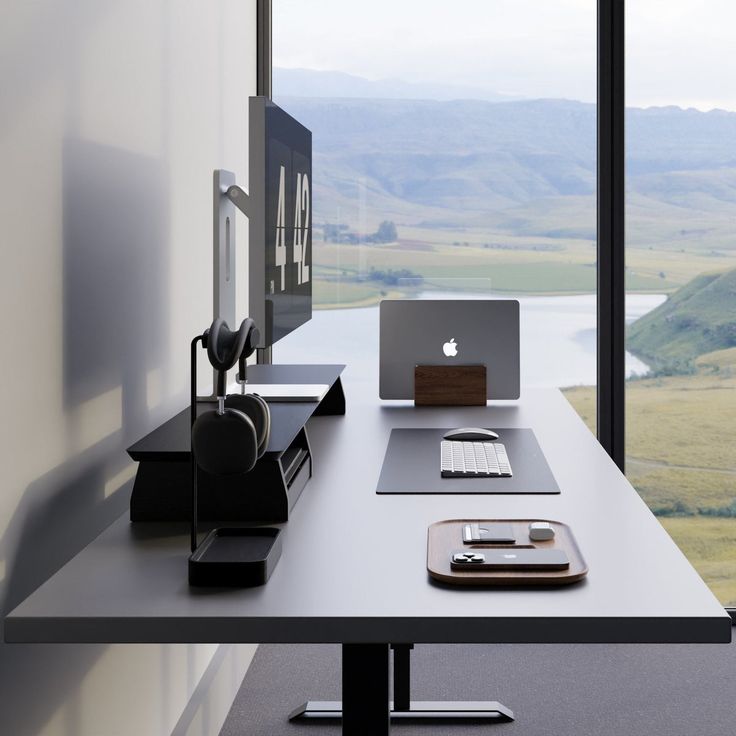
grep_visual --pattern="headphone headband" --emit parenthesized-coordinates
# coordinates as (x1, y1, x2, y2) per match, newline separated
(205, 318, 260, 395)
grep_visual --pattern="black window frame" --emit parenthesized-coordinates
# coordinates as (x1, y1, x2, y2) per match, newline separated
(597, 0, 625, 472)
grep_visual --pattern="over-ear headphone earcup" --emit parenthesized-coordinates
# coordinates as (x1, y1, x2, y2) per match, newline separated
(191, 409, 258, 476)
(225, 394, 271, 458)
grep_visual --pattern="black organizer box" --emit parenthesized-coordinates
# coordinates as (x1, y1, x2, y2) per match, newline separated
(188, 527, 283, 587)
(127, 364, 345, 523)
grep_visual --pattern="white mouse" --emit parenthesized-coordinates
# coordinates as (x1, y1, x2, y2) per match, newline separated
(443, 427, 499, 441)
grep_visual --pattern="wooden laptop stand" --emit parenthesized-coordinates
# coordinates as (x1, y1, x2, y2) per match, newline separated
(414, 364, 486, 406)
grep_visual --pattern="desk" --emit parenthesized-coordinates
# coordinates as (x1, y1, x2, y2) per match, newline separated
(5, 388, 731, 735)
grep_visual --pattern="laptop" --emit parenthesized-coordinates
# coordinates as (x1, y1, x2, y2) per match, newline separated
(379, 299, 520, 400)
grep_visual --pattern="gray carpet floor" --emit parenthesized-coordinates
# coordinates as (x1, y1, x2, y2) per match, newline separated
(220, 642, 736, 736)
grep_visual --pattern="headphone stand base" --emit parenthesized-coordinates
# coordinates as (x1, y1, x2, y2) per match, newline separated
(189, 527, 282, 587)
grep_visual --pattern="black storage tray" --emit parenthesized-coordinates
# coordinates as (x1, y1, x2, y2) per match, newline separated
(188, 527, 282, 587)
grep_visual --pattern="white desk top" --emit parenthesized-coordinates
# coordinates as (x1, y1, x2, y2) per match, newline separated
(5, 387, 731, 644)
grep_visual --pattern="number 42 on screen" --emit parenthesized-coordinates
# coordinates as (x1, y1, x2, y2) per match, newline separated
(274, 164, 310, 291)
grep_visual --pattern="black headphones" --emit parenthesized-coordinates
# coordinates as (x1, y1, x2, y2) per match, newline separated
(191, 318, 271, 475)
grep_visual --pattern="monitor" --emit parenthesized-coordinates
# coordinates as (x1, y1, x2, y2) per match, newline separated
(379, 299, 520, 400)
(248, 96, 312, 348)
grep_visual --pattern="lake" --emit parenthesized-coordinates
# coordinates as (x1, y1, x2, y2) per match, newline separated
(275, 293, 667, 390)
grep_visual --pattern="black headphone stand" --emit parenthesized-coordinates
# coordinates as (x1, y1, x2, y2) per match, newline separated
(185, 334, 283, 587)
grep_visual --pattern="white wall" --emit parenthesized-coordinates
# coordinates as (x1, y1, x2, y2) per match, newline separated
(0, 2, 256, 733)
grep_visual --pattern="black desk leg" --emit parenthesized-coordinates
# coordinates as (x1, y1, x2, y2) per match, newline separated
(289, 643, 514, 726)
(392, 643, 412, 712)
(342, 643, 390, 736)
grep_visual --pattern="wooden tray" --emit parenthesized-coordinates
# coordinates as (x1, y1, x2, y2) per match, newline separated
(427, 519, 588, 586)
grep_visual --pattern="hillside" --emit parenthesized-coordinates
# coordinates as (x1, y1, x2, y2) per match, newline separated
(279, 96, 597, 230)
(627, 268, 736, 370)
(275, 87, 736, 254)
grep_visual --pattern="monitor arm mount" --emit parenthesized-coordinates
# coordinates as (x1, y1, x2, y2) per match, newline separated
(213, 170, 240, 345)
(212, 170, 271, 381)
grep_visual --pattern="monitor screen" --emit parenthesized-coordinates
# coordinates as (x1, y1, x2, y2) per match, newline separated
(249, 96, 312, 347)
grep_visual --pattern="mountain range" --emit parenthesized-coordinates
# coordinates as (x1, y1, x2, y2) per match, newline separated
(274, 67, 520, 103)
(273, 71, 736, 251)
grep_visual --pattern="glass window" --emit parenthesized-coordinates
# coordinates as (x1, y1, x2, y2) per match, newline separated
(625, 1, 736, 605)
(273, 1, 602, 419)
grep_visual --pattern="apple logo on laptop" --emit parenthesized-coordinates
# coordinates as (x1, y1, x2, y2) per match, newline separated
(442, 338, 458, 357)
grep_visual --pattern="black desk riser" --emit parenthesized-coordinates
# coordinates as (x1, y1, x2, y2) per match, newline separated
(127, 364, 345, 523)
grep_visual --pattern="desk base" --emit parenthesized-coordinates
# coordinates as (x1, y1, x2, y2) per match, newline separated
(289, 700, 514, 722)
(289, 643, 513, 734)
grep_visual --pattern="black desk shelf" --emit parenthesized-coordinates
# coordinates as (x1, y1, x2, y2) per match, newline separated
(127, 364, 345, 523)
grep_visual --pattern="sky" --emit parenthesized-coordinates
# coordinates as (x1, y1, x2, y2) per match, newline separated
(274, 0, 736, 111)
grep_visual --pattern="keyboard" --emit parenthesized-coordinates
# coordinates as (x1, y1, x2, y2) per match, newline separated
(440, 440, 513, 478)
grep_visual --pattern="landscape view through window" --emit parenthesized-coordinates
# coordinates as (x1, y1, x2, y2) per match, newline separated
(273, 0, 735, 604)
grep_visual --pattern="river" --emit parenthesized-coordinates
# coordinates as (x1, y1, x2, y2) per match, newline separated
(275, 293, 667, 389)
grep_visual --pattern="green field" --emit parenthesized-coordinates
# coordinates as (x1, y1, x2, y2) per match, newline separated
(312, 227, 736, 308)
(658, 517, 736, 606)
(564, 348, 736, 605)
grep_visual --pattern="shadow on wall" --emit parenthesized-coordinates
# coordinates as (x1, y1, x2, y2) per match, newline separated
(63, 138, 169, 415)
(0, 139, 171, 736)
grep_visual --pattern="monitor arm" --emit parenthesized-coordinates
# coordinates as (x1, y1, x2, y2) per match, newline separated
(209, 170, 254, 398)
(224, 184, 251, 218)
(213, 170, 248, 338)
(213, 169, 271, 377)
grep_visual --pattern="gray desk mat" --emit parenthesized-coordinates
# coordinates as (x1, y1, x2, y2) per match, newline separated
(376, 428, 560, 494)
